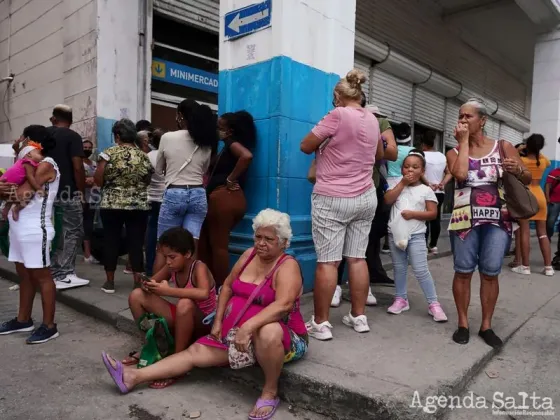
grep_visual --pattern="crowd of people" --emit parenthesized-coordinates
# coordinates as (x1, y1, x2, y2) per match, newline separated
(0, 67, 557, 419)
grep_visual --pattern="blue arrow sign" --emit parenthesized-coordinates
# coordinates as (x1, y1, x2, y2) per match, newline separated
(224, 0, 272, 40)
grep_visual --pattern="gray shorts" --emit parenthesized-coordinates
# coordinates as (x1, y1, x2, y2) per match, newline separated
(311, 187, 377, 262)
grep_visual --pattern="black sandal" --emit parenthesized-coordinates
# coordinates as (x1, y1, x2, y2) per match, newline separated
(478, 329, 503, 349)
(122, 350, 140, 366)
(452, 327, 470, 345)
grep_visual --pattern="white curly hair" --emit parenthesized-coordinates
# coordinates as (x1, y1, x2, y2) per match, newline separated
(252, 209, 293, 248)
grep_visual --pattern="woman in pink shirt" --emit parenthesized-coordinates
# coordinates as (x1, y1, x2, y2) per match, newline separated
(301, 69, 384, 341)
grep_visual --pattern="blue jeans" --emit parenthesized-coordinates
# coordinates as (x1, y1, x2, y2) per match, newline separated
(158, 187, 208, 239)
(389, 233, 438, 304)
(145, 201, 161, 276)
(450, 224, 511, 277)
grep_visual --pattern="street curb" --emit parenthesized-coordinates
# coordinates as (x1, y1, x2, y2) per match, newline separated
(1, 249, 488, 420)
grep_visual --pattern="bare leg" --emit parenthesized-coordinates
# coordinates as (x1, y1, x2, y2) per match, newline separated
(16, 263, 35, 323)
(173, 299, 197, 352)
(346, 257, 368, 317)
(83, 240, 92, 259)
(518, 220, 531, 267)
(479, 273, 499, 331)
(511, 232, 521, 267)
(313, 262, 339, 324)
(250, 323, 285, 418)
(111, 344, 229, 391)
(452, 272, 473, 329)
(128, 288, 174, 324)
(153, 248, 166, 276)
(535, 221, 552, 266)
(29, 267, 56, 328)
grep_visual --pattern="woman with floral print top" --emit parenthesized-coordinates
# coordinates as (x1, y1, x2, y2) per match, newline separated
(94, 119, 153, 294)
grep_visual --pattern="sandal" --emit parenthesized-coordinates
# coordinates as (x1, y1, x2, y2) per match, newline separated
(149, 377, 178, 389)
(248, 397, 280, 420)
(122, 351, 140, 366)
(101, 351, 130, 394)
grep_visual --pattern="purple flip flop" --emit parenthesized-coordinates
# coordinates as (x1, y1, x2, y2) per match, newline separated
(248, 397, 280, 420)
(101, 351, 130, 394)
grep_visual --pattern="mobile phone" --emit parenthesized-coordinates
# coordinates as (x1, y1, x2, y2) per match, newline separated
(140, 273, 151, 283)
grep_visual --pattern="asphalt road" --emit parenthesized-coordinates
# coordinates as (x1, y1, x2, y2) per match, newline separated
(0, 279, 325, 420)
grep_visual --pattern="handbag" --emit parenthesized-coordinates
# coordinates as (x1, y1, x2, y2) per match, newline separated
(498, 140, 539, 220)
(226, 254, 290, 369)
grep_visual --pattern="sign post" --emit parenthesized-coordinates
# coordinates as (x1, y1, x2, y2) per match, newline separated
(224, 0, 272, 40)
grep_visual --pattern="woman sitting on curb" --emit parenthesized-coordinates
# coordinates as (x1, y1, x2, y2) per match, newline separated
(101, 209, 308, 420)
(122, 227, 217, 389)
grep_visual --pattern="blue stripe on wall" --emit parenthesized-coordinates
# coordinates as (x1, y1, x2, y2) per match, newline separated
(96, 117, 116, 152)
(219, 56, 340, 292)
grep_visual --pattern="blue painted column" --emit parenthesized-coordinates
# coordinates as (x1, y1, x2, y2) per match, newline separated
(218, 0, 357, 291)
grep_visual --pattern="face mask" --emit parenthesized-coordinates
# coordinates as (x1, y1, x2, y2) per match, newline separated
(84, 150, 93, 158)
(218, 130, 228, 139)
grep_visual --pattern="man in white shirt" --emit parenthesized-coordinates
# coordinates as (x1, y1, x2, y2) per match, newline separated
(421, 131, 452, 254)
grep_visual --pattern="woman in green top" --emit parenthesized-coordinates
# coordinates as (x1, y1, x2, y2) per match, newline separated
(94, 119, 153, 294)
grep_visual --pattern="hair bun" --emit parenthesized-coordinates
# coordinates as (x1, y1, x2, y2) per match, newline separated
(346, 69, 366, 89)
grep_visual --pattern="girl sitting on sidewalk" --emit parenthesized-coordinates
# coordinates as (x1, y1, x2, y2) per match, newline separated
(123, 227, 217, 388)
(384, 149, 448, 322)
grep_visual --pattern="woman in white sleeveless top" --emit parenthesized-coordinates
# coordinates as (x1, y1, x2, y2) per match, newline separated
(0, 126, 61, 344)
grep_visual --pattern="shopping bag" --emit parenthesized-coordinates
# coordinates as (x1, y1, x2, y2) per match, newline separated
(136, 313, 175, 368)
(387, 197, 415, 251)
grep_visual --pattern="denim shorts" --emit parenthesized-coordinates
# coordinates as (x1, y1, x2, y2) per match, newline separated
(158, 187, 207, 239)
(450, 224, 511, 276)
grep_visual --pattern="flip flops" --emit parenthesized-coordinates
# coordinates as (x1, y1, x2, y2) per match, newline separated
(122, 351, 139, 366)
(101, 351, 130, 394)
(248, 397, 280, 420)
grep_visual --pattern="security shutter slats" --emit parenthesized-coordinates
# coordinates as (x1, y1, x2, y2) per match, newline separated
(414, 86, 445, 131)
(354, 54, 371, 103)
(371, 68, 413, 123)
(444, 100, 460, 149)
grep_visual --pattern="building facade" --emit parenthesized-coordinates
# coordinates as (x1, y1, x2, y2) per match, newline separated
(1, 0, 559, 289)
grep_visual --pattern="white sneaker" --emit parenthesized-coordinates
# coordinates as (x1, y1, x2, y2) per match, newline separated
(428, 247, 438, 255)
(366, 287, 377, 306)
(511, 265, 531, 275)
(543, 266, 555, 277)
(306, 316, 333, 341)
(342, 312, 370, 333)
(55, 274, 90, 290)
(331, 285, 342, 307)
(83, 256, 99, 264)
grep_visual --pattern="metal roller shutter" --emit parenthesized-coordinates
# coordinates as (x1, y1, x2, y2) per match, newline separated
(444, 100, 460, 149)
(485, 117, 500, 140)
(371, 68, 413, 123)
(499, 124, 524, 145)
(414, 86, 445, 131)
(354, 54, 371, 104)
(154, 0, 219, 33)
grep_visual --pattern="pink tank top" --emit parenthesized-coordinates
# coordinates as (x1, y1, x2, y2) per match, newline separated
(171, 260, 216, 316)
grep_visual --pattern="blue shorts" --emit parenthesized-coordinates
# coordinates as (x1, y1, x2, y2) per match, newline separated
(450, 224, 511, 277)
(157, 187, 207, 239)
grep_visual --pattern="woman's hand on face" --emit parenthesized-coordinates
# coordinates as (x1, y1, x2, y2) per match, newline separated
(503, 158, 521, 174)
(145, 279, 170, 296)
(454, 123, 469, 144)
(234, 324, 252, 353)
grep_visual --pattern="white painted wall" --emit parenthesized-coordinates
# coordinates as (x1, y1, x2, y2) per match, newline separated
(529, 29, 560, 162)
(219, 0, 356, 77)
(0, 0, 97, 143)
(96, 0, 141, 123)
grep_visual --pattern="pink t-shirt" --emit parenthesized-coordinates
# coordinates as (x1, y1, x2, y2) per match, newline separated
(311, 107, 380, 197)
(0, 158, 39, 185)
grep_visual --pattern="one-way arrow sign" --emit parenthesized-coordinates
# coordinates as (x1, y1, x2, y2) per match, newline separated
(224, 0, 272, 40)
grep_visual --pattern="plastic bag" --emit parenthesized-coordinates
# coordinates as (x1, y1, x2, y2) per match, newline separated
(388, 197, 415, 251)
(136, 313, 175, 368)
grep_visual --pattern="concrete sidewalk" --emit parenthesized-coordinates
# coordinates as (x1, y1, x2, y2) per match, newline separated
(0, 237, 555, 420)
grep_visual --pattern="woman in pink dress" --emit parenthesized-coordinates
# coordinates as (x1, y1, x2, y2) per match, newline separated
(101, 208, 308, 420)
